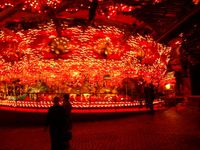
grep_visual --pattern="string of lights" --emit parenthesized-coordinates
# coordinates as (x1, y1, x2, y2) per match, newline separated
(0, 21, 174, 91)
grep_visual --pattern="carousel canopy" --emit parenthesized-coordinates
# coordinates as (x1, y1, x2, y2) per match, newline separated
(0, 0, 199, 87)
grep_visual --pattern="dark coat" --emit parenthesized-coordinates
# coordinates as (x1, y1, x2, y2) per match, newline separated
(46, 105, 66, 150)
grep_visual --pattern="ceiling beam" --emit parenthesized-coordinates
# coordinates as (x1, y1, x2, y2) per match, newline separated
(156, 6, 200, 43)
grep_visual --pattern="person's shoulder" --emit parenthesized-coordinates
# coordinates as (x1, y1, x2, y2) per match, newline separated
(57, 105, 65, 110)
(48, 105, 54, 109)
(48, 106, 55, 113)
(66, 102, 72, 107)
(49, 105, 62, 110)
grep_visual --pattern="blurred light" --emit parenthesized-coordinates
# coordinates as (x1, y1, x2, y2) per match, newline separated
(165, 83, 171, 90)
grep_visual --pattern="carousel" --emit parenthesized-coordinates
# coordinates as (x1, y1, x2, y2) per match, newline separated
(0, 0, 176, 113)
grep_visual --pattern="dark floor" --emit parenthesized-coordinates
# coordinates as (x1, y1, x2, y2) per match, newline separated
(0, 99, 200, 150)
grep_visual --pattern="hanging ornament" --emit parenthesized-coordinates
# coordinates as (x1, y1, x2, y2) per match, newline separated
(93, 37, 117, 59)
(50, 37, 71, 55)
(135, 47, 145, 61)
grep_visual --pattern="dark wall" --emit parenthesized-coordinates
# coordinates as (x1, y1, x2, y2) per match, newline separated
(190, 64, 200, 95)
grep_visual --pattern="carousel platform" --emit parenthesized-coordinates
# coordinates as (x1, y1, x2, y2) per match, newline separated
(0, 98, 165, 113)
(2, 96, 196, 125)
(0, 98, 166, 126)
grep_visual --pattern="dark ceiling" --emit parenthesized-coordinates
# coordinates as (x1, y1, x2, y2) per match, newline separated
(132, 0, 200, 63)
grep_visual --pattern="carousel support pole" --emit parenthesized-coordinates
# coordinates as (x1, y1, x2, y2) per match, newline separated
(3, 82, 7, 99)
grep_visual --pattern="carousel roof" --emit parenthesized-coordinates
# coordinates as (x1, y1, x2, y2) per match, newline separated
(0, 0, 199, 40)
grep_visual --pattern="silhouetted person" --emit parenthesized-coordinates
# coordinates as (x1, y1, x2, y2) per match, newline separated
(174, 71, 183, 95)
(144, 83, 155, 112)
(46, 96, 66, 150)
(88, 0, 98, 24)
(63, 94, 72, 150)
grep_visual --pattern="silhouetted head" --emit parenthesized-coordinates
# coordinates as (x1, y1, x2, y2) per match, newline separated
(53, 96, 60, 105)
(63, 94, 70, 101)
(149, 83, 154, 87)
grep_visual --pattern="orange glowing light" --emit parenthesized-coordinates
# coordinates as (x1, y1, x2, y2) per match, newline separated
(165, 83, 171, 90)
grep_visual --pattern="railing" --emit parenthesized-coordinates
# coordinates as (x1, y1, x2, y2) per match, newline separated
(0, 92, 165, 109)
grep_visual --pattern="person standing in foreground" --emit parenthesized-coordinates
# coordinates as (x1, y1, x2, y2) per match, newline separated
(144, 83, 156, 112)
(46, 96, 66, 150)
(62, 94, 72, 150)
(148, 83, 156, 112)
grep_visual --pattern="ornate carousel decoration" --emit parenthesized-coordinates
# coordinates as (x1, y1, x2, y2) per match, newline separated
(0, 0, 179, 110)
(50, 37, 71, 55)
